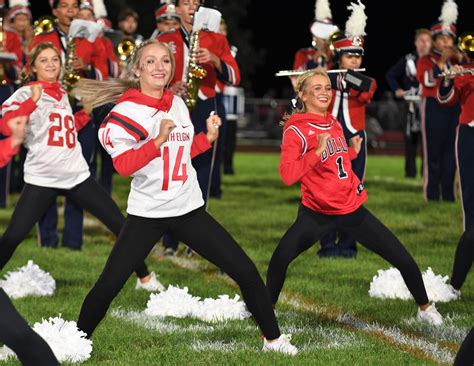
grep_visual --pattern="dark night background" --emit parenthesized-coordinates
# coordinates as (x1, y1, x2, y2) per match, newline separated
(26, 0, 472, 99)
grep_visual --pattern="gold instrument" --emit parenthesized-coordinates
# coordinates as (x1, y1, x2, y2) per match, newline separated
(63, 38, 81, 91)
(117, 36, 136, 77)
(276, 68, 366, 77)
(328, 30, 344, 52)
(33, 16, 56, 36)
(458, 31, 474, 58)
(185, 30, 207, 111)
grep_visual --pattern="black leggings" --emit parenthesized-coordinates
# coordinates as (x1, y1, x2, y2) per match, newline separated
(77, 207, 281, 340)
(267, 205, 429, 305)
(451, 227, 474, 290)
(0, 176, 149, 278)
(454, 326, 474, 366)
(0, 289, 59, 366)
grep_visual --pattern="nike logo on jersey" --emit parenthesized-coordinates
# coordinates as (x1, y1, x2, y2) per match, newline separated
(181, 124, 191, 128)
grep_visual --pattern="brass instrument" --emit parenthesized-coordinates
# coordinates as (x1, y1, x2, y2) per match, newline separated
(276, 68, 366, 77)
(33, 16, 56, 36)
(328, 30, 344, 52)
(117, 36, 136, 77)
(63, 38, 81, 91)
(458, 31, 474, 58)
(185, 30, 207, 111)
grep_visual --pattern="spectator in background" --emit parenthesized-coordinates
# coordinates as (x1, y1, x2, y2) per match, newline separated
(117, 8, 143, 44)
(386, 28, 431, 178)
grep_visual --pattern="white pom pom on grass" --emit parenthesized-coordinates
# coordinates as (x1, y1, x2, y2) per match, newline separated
(369, 267, 460, 303)
(144, 285, 251, 322)
(0, 316, 92, 363)
(0, 260, 55, 299)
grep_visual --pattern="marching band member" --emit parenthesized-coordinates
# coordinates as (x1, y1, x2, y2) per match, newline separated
(416, 0, 463, 202)
(150, 1, 181, 39)
(31, 0, 109, 251)
(117, 8, 143, 44)
(266, 68, 443, 326)
(6, 1, 33, 65)
(385, 28, 432, 178)
(320, 0, 377, 258)
(0, 42, 162, 290)
(157, 0, 240, 205)
(437, 58, 474, 295)
(73, 40, 298, 355)
(291, 0, 338, 90)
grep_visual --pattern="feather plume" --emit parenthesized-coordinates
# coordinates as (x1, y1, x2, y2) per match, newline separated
(92, 0, 108, 18)
(345, 0, 367, 39)
(315, 0, 332, 22)
(439, 0, 458, 26)
(8, 0, 30, 7)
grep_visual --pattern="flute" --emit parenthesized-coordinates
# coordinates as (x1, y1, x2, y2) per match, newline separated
(440, 69, 474, 78)
(275, 68, 366, 77)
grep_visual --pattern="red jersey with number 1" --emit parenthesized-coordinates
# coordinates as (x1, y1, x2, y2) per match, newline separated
(98, 88, 211, 218)
(1, 83, 89, 189)
(280, 113, 367, 215)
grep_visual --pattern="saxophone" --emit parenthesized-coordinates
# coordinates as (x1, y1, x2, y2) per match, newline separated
(185, 30, 207, 111)
(63, 37, 81, 91)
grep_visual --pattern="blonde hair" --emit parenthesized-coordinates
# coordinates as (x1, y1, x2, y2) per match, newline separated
(281, 68, 330, 126)
(72, 39, 176, 113)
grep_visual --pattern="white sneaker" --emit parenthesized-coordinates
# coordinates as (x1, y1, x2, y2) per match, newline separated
(135, 272, 165, 292)
(416, 303, 443, 326)
(262, 334, 298, 356)
(448, 284, 461, 299)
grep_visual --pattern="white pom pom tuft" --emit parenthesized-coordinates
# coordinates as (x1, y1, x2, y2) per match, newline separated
(144, 285, 251, 322)
(345, 0, 367, 39)
(315, 0, 333, 22)
(0, 260, 55, 299)
(93, 0, 108, 19)
(369, 267, 460, 303)
(144, 285, 201, 318)
(32, 316, 92, 363)
(195, 294, 251, 322)
(0, 316, 92, 363)
(439, 0, 458, 26)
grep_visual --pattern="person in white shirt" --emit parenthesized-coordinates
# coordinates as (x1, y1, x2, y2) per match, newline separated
(0, 42, 163, 292)
(73, 39, 298, 355)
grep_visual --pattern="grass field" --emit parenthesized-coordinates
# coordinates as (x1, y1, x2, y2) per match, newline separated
(0, 153, 472, 365)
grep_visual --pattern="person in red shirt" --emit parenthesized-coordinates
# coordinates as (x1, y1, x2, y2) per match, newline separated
(437, 62, 474, 297)
(266, 69, 443, 326)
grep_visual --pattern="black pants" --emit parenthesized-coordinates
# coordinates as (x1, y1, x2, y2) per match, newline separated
(0, 176, 149, 278)
(421, 97, 459, 202)
(77, 207, 281, 340)
(267, 205, 429, 305)
(0, 289, 59, 366)
(223, 119, 237, 175)
(451, 227, 474, 290)
(454, 326, 474, 366)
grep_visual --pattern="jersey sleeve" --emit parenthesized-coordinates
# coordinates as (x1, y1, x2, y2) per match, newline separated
(1, 88, 36, 135)
(99, 111, 160, 176)
(280, 127, 320, 186)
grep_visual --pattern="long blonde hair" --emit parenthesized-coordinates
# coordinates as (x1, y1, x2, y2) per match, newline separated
(281, 68, 330, 126)
(22, 42, 62, 84)
(72, 39, 176, 113)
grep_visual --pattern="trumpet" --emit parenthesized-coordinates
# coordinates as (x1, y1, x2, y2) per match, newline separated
(117, 37, 136, 78)
(275, 68, 366, 77)
(33, 16, 56, 36)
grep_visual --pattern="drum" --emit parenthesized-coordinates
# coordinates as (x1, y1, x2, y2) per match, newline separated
(222, 86, 244, 121)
